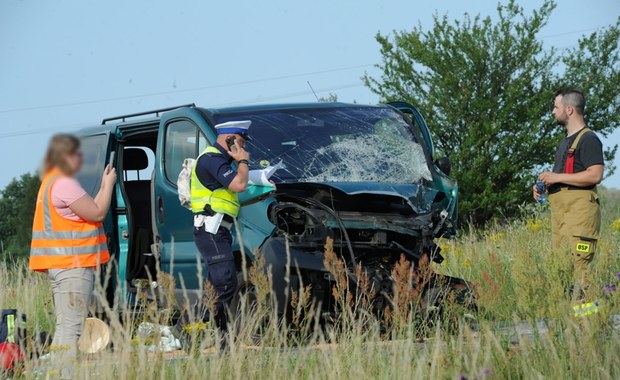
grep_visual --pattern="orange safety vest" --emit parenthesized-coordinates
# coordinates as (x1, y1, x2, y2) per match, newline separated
(29, 169, 110, 271)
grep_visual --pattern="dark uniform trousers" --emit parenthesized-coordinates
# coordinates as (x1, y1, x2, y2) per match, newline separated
(193, 225, 238, 332)
(549, 188, 601, 295)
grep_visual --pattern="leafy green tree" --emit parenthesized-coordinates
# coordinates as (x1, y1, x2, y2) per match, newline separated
(0, 173, 40, 260)
(560, 21, 620, 175)
(318, 93, 339, 102)
(364, 0, 620, 225)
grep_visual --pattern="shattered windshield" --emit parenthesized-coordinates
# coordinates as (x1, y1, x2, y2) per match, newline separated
(214, 106, 432, 184)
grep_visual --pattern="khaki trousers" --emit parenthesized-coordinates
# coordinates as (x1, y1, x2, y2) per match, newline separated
(549, 188, 601, 294)
(48, 267, 94, 379)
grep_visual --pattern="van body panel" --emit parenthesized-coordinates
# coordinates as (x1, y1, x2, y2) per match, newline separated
(233, 197, 277, 260)
(153, 109, 214, 290)
(152, 107, 278, 291)
(115, 185, 130, 294)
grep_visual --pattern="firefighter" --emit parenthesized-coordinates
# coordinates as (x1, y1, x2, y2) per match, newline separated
(176, 120, 251, 346)
(534, 88, 604, 301)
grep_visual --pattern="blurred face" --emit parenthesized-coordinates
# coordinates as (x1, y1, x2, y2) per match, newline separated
(64, 149, 83, 175)
(552, 95, 569, 126)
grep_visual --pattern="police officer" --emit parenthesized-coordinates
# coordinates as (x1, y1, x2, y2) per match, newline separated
(534, 88, 604, 300)
(188, 120, 251, 336)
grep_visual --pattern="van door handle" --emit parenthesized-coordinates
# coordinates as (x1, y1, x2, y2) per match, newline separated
(157, 196, 164, 223)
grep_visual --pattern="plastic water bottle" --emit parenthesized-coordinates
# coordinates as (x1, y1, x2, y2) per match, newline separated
(536, 180, 547, 203)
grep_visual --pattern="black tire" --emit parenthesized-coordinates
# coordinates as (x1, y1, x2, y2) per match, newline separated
(419, 279, 477, 332)
(230, 271, 258, 318)
(229, 271, 264, 345)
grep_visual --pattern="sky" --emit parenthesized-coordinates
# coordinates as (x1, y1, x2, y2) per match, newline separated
(1, 0, 619, 189)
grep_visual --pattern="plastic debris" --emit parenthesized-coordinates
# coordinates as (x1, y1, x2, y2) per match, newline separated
(136, 323, 181, 352)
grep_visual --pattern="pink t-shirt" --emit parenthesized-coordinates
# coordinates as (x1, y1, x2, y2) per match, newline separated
(51, 177, 87, 221)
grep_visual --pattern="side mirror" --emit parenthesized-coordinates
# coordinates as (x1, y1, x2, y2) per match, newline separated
(434, 156, 451, 176)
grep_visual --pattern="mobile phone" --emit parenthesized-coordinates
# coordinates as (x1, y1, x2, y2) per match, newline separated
(109, 151, 116, 167)
(226, 136, 238, 153)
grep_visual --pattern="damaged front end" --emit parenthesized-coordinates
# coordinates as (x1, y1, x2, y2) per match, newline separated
(259, 181, 472, 319)
(218, 104, 474, 321)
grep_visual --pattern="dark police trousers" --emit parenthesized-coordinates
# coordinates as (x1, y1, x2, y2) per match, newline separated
(193, 225, 238, 332)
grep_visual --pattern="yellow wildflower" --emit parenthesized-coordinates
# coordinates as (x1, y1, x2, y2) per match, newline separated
(527, 218, 544, 232)
(454, 246, 464, 257)
(611, 217, 620, 233)
(463, 258, 471, 268)
(436, 238, 450, 255)
(489, 232, 505, 243)
(182, 321, 209, 334)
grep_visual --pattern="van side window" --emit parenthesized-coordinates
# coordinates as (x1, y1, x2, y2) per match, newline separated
(123, 147, 155, 181)
(76, 134, 108, 196)
(164, 120, 208, 184)
(199, 133, 208, 153)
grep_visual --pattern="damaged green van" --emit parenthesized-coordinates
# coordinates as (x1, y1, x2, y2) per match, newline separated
(75, 102, 471, 319)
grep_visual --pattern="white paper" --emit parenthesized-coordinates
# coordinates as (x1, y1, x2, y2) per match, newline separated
(248, 160, 285, 187)
(203, 213, 224, 234)
(193, 214, 206, 228)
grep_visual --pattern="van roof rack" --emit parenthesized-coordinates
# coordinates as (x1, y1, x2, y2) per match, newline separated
(101, 103, 196, 125)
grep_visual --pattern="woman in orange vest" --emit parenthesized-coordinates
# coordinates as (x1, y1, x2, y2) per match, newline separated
(30, 134, 116, 378)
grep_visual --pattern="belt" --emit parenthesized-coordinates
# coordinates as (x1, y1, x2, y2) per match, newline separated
(194, 213, 234, 230)
(548, 184, 596, 195)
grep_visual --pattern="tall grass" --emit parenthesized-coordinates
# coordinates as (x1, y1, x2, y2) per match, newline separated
(2, 188, 620, 379)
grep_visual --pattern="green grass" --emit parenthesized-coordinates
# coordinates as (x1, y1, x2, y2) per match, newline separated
(3, 188, 620, 379)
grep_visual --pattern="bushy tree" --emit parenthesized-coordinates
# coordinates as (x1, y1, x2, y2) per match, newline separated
(0, 173, 40, 260)
(318, 93, 339, 102)
(364, 0, 620, 225)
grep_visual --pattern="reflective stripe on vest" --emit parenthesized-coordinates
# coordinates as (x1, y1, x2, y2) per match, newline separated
(573, 301, 601, 317)
(29, 169, 110, 271)
(564, 127, 591, 174)
(6, 314, 14, 343)
(30, 242, 109, 256)
(190, 146, 241, 218)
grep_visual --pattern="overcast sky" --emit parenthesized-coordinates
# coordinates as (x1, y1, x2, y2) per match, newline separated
(1, 0, 619, 189)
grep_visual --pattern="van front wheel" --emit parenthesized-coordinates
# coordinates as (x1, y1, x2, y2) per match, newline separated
(230, 271, 258, 318)
(229, 271, 269, 345)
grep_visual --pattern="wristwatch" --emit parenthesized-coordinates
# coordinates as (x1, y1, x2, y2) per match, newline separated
(237, 159, 250, 166)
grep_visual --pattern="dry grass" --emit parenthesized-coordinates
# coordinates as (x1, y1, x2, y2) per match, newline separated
(1, 188, 620, 378)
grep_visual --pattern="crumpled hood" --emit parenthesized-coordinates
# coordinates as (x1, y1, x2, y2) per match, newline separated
(306, 181, 440, 214)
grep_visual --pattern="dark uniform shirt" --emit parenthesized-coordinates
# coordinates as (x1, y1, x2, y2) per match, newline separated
(550, 128, 604, 192)
(195, 143, 235, 191)
(194, 143, 236, 220)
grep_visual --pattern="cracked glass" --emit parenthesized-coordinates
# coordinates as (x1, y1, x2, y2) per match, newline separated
(214, 106, 432, 184)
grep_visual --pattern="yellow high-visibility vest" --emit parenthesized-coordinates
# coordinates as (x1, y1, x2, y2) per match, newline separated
(190, 146, 240, 218)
